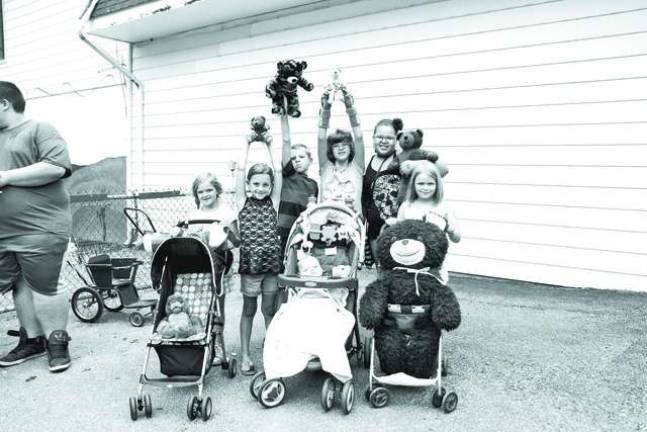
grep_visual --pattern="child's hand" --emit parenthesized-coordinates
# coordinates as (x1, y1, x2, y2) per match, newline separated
(170, 227, 183, 237)
(340, 85, 354, 108)
(385, 217, 397, 226)
(320, 89, 332, 109)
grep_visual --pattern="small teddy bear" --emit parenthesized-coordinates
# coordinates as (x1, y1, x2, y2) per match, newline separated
(265, 59, 314, 118)
(393, 125, 449, 204)
(248, 115, 273, 145)
(157, 294, 202, 339)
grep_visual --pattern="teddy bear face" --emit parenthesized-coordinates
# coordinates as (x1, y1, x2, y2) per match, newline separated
(396, 129, 424, 151)
(277, 60, 307, 83)
(250, 115, 269, 133)
(165, 294, 186, 315)
(377, 220, 448, 270)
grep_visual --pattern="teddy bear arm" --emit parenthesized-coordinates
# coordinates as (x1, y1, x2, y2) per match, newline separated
(359, 280, 389, 329)
(190, 315, 203, 330)
(430, 285, 461, 331)
(157, 321, 175, 338)
(298, 77, 315, 91)
(265, 81, 278, 98)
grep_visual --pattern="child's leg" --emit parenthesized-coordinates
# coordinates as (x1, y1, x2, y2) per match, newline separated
(261, 292, 277, 329)
(240, 295, 258, 368)
(239, 274, 262, 372)
(260, 274, 279, 328)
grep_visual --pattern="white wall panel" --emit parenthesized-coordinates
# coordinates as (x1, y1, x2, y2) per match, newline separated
(130, 0, 647, 291)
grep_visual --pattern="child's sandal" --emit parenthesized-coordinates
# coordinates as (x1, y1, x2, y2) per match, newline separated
(240, 360, 256, 376)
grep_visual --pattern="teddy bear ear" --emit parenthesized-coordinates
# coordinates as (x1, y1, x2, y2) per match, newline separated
(300, 61, 308, 69)
(277, 61, 284, 69)
(416, 129, 424, 138)
(392, 118, 403, 132)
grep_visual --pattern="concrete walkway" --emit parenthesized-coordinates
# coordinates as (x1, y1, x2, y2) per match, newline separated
(0, 271, 645, 432)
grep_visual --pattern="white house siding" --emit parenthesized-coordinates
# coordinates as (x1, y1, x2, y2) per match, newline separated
(0, 0, 128, 164)
(131, 0, 647, 291)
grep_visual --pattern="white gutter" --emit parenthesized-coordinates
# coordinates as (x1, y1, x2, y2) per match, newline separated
(78, 0, 145, 192)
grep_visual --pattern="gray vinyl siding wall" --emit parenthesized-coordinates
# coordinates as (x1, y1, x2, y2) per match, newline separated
(130, 0, 647, 291)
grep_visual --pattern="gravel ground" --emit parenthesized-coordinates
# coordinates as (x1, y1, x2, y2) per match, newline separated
(0, 270, 645, 432)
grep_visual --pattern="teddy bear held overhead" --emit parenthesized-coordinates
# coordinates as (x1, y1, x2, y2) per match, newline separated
(265, 59, 314, 118)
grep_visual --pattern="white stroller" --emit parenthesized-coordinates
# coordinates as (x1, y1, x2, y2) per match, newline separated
(249, 202, 365, 414)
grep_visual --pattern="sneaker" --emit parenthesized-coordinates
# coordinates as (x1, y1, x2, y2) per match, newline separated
(47, 330, 71, 373)
(212, 332, 225, 366)
(0, 328, 46, 367)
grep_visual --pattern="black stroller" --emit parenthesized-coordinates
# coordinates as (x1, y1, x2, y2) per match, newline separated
(128, 226, 236, 422)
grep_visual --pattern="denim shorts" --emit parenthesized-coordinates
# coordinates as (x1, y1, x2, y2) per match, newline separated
(240, 273, 278, 297)
(0, 234, 69, 296)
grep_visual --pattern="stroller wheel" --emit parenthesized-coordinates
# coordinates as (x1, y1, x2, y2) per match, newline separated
(364, 386, 372, 402)
(187, 396, 200, 420)
(102, 289, 124, 311)
(259, 379, 286, 408)
(442, 392, 458, 413)
(129, 396, 138, 421)
(432, 387, 446, 408)
(129, 312, 145, 327)
(362, 336, 372, 369)
(369, 387, 390, 409)
(72, 287, 103, 323)
(227, 358, 237, 378)
(321, 377, 336, 412)
(249, 371, 266, 400)
(341, 381, 355, 415)
(143, 394, 152, 418)
(201, 397, 213, 421)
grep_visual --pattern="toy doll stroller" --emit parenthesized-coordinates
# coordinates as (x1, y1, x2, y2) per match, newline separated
(364, 314, 458, 413)
(249, 202, 365, 414)
(68, 210, 158, 326)
(128, 226, 237, 422)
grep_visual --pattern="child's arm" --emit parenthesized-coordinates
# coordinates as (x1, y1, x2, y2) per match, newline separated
(235, 138, 252, 211)
(341, 86, 365, 173)
(445, 210, 461, 243)
(265, 141, 282, 212)
(280, 114, 292, 170)
(318, 88, 332, 177)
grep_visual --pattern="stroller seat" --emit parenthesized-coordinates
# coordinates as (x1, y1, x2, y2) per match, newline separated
(385, 303, 430, 333)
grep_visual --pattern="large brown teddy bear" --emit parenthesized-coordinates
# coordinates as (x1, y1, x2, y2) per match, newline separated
(359, 220, 461, 378)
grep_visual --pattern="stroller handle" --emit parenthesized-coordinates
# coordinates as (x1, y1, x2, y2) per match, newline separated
(176, 219, 222, 228)
(123, 207, 157, 235)
(277, 274, 358, 290)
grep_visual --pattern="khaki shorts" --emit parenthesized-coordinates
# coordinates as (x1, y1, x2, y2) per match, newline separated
(0, 234, 69, 296)
(240, 273, 278, 297)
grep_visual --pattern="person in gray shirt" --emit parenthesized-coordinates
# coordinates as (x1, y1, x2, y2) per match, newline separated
(0, 81, 73, 373)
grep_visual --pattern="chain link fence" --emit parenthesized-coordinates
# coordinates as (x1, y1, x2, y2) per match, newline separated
(0, 190, 237, 314)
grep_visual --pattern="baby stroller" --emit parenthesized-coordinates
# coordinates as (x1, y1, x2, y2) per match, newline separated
(364, 308, 458, 413)
(128, 222, 236, 422)
(250, 202, 365, 414)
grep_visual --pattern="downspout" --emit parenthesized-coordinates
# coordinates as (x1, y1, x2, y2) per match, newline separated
(78, 0, 145, 192)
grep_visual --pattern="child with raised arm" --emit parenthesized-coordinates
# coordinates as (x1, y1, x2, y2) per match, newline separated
(235, 136, 283, 375)
(397, 161, 461, 283)
(317, 85, 365, 216)
(277, 114, 318, 258)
